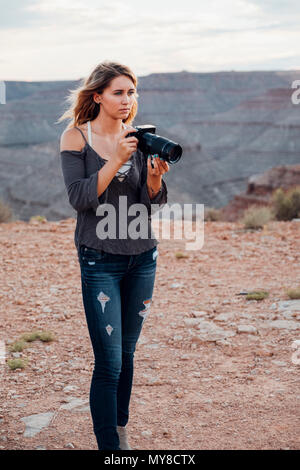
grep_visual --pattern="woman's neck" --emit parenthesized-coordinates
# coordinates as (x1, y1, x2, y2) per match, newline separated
(90, 116, 125, 138)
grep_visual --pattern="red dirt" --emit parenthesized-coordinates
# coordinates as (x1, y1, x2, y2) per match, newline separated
(0, 218, 299, 450)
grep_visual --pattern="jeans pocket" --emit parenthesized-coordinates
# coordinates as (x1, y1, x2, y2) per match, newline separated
(80, 246, 107, 265)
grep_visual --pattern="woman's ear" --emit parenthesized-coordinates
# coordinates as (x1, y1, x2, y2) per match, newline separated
(93, 93, 101, 104)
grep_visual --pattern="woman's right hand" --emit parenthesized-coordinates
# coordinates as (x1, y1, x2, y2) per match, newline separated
(115, 127, 138, 164)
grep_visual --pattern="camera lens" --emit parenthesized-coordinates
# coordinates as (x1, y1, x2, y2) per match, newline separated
(161, 142, 182, 164)
(142, 133, 182, 164)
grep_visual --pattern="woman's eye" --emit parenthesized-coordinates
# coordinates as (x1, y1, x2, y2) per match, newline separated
(115, 91, 135, 95)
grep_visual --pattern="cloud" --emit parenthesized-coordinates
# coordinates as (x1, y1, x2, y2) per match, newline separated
(0, 0, 40, 29)
(0, 0, 299, 80)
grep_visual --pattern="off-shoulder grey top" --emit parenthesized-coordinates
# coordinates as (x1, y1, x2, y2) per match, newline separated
(60, 123, 168, 256)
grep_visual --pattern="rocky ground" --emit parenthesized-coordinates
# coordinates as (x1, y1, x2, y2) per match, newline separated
(0, 218, 299, 450)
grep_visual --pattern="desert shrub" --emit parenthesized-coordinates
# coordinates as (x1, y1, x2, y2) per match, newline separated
(272, 186, 300, 221)
(240, 205, 275, 229)
(29, 215, 47, 223)
(246, 290, 269, 300)
(8, 340, 28, 352)
(20, 331, 41, 342)
(0, 199, 13, 223)
(37, 331, 55, 342)
(175, 251, 189, 259)
(204, 207, 222, 221)
(7, 358, 29, 370)
(20, 330, 55, 343)
(286, 288, 300, 299)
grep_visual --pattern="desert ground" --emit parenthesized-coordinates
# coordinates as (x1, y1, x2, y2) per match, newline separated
(0, 218, 299, 450)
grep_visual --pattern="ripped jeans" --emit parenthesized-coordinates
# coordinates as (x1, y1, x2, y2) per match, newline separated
(78, 244, 158, 450)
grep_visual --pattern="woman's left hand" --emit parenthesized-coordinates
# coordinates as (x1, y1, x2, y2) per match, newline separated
(147, 154, 170, 177)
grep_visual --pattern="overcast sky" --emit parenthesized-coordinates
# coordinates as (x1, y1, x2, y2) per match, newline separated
(1, 0, 300, 81)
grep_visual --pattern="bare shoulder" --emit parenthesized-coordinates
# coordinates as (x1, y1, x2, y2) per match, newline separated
(60, 126, 86, 152)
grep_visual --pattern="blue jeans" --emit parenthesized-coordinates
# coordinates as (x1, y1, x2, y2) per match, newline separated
(78, 244, 158, 450)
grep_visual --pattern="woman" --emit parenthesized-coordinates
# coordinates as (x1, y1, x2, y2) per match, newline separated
(57, 61, 169, 450)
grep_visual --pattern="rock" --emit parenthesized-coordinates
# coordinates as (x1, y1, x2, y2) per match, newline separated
(21, 412, 54, 437)
(262, 320, 299, 330)
(256, 349, 273, 357)
(215, 339, 232, 346)
(271, 360, 287, 367)
(221, 164, 300, 221)
(237, 325, 258, 334)
(59, 397, 88, 410)
(183, 318, 201, 326)
(191, 310, 207, 317)
(75, 405, 90, 412)
(63, 385, 79, 393)
(278, 300, 300, 312)
(173, 335, 183, 341)
(137, 400, 146, 405)
(192, 372, 201, 377)
(141, 430, 152, 437)
(145, 343, 160, 349)
(194, 320, 236, 342)
(215, 313, 234, 322)
(42, 307, 52, 313)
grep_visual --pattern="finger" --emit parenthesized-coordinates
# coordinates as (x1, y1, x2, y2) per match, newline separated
(122, 141, 138, 150)
(152, 155, 161, 174)
(158, 157, 169, 172)
(122, 136, 138, 144)
(123, 127, 138, 138)
(152, 155, 165, 174)
(155, 157, 166, 174)
(148, 155, 154, 171)
(147, 156, 155, 173)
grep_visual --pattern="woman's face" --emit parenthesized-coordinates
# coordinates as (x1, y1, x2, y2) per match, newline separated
(95, 75, 136, 120)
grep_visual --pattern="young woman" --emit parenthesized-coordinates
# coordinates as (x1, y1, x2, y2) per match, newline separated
(58, 61, 169, 450)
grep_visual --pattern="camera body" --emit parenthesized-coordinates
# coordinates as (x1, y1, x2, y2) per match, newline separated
(126, 124, 182, 164)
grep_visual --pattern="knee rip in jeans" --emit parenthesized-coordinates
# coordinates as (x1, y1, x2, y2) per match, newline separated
(138, 298, 152, 323)
(96, 290, 114, 336)
(97, 290, 111, 314)
(105, 324, 114, 336)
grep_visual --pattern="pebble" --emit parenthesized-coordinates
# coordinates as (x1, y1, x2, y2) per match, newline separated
(237, 325, 258, 334)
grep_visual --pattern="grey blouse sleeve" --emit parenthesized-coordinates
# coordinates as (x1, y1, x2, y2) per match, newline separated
(139, 152, 168, 215)
(60, 150, 106, 213)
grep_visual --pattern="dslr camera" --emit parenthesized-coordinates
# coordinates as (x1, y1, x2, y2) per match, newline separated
(126, 125, 182, 164)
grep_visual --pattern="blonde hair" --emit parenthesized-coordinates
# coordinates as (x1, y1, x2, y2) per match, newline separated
(56, 60, 139, 129)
